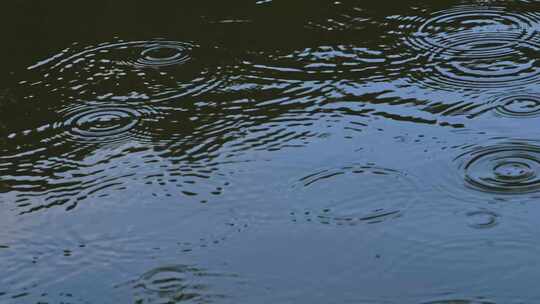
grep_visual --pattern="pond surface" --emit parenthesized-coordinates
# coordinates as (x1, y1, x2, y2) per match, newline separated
(2, 0, 540, 303)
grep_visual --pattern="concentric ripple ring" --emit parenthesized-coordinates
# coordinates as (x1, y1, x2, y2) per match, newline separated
(58, 103, 154, 144)
(290, 163, 421, 225)
(31, 40, 195, 71)
(129, 43, 193, 68)
(494, 94, 540, 118)
(456, 142, 540, 194)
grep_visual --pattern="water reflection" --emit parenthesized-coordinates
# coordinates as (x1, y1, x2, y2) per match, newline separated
(385, 235, 540, 297)
(241, 45, 387, 81)
(3, 0, 540, 303)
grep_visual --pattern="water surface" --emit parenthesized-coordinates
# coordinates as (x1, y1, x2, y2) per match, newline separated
(2, 0, 540, 303)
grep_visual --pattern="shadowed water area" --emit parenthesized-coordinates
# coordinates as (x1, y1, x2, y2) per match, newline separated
(3, 0, 540, 303)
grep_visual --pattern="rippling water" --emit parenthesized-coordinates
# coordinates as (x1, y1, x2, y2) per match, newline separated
(3, 0, 540, 303)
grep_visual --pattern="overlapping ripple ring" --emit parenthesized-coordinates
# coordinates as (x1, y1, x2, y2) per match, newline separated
(456, 142, 540, 195)
(403, 6, 540, 58)
(57, 102, 156, 144)
(403, 5, 540, 89)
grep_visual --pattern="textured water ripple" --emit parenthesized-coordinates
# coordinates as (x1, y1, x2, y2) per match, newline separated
(24, 39, 228, 103)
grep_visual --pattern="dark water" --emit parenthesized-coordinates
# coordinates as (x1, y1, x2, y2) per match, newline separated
(3, 0, 540, 303)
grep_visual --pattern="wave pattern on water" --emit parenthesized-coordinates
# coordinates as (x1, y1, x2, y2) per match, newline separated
(239, 44, 390, 84)
(4, 1, 540, 303)
(490, 92, 540, 118)
(427, 139, 540, 204)
(390, 4, 540, 91)
(384, 234, 540, 298)
(289, 163, 422, 226)
(24, 39, 227, 103)
(116, 265, 237, 304)
(57, 102, 158, 145)
(458, 141, 540, 195)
